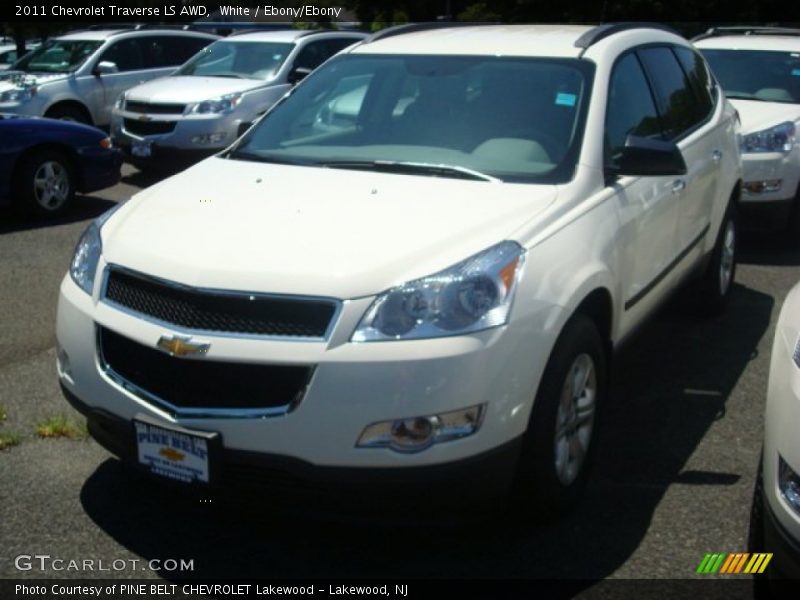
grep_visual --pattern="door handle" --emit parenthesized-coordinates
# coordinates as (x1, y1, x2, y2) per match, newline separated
(672, 179, 687, 194)
(712, 150, 723, 162)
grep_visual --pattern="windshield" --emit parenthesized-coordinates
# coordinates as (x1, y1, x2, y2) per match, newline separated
(176, 40, 293, 80)
(13, 39, 102, 73)
(230, 54, 593, 184)
(700, 48, 800, 103)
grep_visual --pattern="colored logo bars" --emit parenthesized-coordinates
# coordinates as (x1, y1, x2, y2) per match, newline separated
(696, 553, 773, 574)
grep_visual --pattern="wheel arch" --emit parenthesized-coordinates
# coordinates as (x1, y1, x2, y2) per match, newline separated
(11, 143, 83, 191)
(44, 99, 94, 126)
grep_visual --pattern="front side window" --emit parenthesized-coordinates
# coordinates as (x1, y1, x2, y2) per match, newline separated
(637, 47, 700, 140)
(13, 39, 102, 73)
(176, 41, 292, 80)
(97, 39, 146, 72)
(230, 54, 593, 184)
(700, 48, 800, 103)
(605, 52, 663, 168)
(673, 46, 716, 122)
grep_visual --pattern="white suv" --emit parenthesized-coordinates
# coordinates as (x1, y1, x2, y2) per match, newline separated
(56, 23, 742, 517)
(0, 28, 218, 126)
(695, 27, 800, 234)
(110, 29, 367, 169)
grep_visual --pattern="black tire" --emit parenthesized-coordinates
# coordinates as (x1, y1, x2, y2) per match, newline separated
(13, 149, 75, 217)
(786, 189, 800, 246)
(695, 203, 737, 316)
(749, 453, 772, 599)
(512, 313, 607, 518)
(45, 103, 91, 124)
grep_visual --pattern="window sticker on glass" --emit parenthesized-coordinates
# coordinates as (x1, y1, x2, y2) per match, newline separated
(555, 92, 577, 107)
(792, 68, 800, 76)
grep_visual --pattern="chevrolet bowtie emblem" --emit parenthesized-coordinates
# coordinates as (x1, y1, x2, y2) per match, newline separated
(137, 114, 152, 121)
(159, 447, 185, 462)
(156, 335, 210, 357)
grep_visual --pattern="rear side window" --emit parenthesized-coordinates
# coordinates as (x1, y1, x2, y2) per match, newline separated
(293, 39, 346, 71)
(673, 46, 715, 122)
(637, 47, 700, 140)
(162, 36, 215, 66)
(605, 52, 662, 168)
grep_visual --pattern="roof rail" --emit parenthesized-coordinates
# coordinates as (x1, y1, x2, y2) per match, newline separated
(365, 22, 496, 44)
(575, 22, 681, 52)
(691, 26, 800, 42)
(228, 26, 298, 37)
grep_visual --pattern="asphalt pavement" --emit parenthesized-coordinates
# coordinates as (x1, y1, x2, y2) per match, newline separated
(1, 163, 798, 590)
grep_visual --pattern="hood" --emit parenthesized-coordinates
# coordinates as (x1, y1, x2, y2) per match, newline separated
(728, 98, 800, 134)
(103, 157, 557, 299)
(125, 76, 268, 105)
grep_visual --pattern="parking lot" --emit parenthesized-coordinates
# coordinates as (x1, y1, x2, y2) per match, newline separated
(0, 161, 797, 586)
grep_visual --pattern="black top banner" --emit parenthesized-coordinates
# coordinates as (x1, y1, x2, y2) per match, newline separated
(2, 0, 800, 26)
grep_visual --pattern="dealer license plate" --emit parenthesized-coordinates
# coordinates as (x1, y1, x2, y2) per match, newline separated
(134, 420, 214, 484)
(131, 140, 152, 157)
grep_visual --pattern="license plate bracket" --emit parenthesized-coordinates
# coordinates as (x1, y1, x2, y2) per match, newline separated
(133, 415, 220, 486)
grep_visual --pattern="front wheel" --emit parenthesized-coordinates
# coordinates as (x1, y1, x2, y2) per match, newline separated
(695, 204, 737, 316)
(13, 150, 75, 217)
(513, 313, 607, 518)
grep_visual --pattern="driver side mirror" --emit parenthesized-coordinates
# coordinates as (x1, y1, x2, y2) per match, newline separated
(609, 135, 687, 177)
(93, 61, 118, 76)
(288, 66, 312, 85)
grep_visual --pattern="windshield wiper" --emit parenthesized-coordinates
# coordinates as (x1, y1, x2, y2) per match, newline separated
(724, 93, 761, 101)
(318, 160, 500, 182)
(225, 150, 315, 166)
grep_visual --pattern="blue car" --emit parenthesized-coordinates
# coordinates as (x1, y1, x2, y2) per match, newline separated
(0, 114, 121, 217)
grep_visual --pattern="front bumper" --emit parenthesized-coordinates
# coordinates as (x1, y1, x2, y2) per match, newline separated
(764, 496, 800, 579)
(63, 384, 521, 517)
(77, 148, 122, 193)
(740, 151, 800, 205)
(110, 108, 246, 164)
(57, 268, 560, 473)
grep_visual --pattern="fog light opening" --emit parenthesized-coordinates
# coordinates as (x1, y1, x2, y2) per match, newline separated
(357, 404, 485, 453)
(779, 455, 800, 515)
(57, 345, 73, 382)
(744, 180, 782, 194)
(190, 132, 226, 145)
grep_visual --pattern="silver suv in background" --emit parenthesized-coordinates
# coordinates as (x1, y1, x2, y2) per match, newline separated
(0, 28, 218, 126)
(110, 29, 367, 169)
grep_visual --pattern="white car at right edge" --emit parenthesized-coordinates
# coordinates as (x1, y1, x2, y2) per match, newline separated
(750, 281, 800, 591)
(695, 27, 800, 235)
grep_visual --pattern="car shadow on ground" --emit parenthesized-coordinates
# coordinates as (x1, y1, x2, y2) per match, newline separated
(78, 270, 774, 583)
(738, 230, 800, 267)
(0, 195, 117, 235)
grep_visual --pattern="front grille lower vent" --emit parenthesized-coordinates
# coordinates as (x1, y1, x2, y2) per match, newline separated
(98, 326, 313, 416)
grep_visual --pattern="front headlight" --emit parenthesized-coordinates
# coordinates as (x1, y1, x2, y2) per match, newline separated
(194, 93, 242, 114)
(742, 121, 796, 153)
(352, 241, 525, 342)
(0, 86, 36, 103)
(69, 204, 121, 295)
